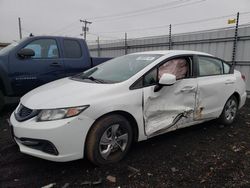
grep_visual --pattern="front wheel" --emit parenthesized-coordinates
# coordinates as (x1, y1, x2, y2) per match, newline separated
(85, 114, 133, 165)
(219, 95, 238, 125)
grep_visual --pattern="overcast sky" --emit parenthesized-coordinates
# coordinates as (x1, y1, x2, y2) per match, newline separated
(0, 0, 250, 43)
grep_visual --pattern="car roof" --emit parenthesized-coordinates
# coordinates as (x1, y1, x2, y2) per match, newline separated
(133, 50, 214, 57)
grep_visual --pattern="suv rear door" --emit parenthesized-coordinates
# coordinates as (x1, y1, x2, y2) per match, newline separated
(61, 39, 92, 77)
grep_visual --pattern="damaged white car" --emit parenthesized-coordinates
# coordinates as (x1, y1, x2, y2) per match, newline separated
(10, 50, 246, 165)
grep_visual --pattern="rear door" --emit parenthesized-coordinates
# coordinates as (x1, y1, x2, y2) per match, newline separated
(9, 38, 65, 95)
(142, 56, 197, 136)
(62, 39, 92, 77)
(195, 55, 236, 120)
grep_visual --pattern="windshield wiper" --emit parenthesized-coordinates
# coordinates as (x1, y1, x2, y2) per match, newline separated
(84, 76, 106, 83)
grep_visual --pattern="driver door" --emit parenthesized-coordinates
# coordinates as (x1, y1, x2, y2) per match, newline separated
(9, 38, 65, 95)
(142, 56, 197, 136)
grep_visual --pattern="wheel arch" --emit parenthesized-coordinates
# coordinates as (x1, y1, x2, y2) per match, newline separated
(85, 110, 139, 147)
(232, 91, 240, 108)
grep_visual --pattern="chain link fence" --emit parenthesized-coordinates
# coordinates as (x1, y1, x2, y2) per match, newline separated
(88, 25, 250, 94)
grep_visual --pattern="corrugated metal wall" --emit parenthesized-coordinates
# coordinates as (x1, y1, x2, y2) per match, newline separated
(88, 25, 250, 94)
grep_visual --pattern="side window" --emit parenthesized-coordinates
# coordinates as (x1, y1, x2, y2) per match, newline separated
(143, 68, 157, 87)
(48, 44, 59, 58)
(131, 78, 143, 89)
(158, 58, 189, 80)
(130, 56, 191, 89)
(198, 56, 223, 76)
(23, 39, 59, 59)
(223, 62, 231, 74)
(63, 40, 82, 58)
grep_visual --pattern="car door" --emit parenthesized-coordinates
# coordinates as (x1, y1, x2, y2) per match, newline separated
(142, 56, 197, 136)
(62, 39, 92, 77)
(195, 55, 236, 120)
(9, 38, 65, 95)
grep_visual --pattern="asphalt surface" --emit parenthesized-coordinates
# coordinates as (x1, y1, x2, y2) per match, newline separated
(0, 100, 250, 188)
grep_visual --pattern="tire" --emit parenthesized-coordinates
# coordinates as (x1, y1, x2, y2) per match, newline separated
(86, 114, 133, 165)
(219, 95, 238, 125)
(0, 90, 4, 112)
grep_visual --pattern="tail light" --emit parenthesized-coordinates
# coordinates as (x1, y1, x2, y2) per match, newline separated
(241, 74, 246, 82)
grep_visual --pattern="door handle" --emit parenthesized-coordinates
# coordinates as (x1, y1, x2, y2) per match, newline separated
(180, 86, 196, 92)
(225, 80, 235, 84)
(50, 62, 61, 67)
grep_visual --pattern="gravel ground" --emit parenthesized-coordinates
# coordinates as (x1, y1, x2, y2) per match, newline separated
(0, 100, 250, 188)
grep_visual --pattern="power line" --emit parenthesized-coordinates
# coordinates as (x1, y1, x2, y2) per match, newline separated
(88, 32, 122, 40)
(49, 0, 205, 35)
(90, 0, 206, 22)
(173, 13, 236, 26)
(50, 20, 79, 35)
(98, 11, 250, 34)
(88, 0, 190, 20)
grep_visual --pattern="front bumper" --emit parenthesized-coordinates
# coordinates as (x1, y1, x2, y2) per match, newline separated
(10, 112, 95, 162)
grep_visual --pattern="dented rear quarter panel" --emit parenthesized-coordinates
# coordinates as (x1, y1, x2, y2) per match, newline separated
(195, 74, 236, 120)
(234, 70, 247, 108)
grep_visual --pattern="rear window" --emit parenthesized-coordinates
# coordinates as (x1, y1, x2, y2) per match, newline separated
(63, 40, 82, 58)
(198, 56, 223, 76)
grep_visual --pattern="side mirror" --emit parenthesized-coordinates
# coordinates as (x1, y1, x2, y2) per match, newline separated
(159, 73, 176, 86)
(18, 48, 35, 58)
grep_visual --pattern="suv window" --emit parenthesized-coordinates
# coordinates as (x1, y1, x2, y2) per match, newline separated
(63, 40, 82, 58)
(198, 56, 223, 76)
(23, 39, 59, 59)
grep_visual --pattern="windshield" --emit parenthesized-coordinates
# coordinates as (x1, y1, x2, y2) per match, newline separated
(73, 54, 162, 83)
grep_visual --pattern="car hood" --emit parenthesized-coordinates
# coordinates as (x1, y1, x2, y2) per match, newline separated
(21, 78, 121, 109)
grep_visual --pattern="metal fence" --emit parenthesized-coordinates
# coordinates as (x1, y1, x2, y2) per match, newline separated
(88, 25, 250, 94)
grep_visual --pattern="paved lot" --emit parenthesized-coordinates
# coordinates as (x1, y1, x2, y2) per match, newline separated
(0, 100, 250, 188)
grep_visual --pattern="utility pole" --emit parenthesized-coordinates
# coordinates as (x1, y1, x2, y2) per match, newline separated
(80, 19, 92, 40)
(18, 17, 22, 40)
(232, 12, 239, 68)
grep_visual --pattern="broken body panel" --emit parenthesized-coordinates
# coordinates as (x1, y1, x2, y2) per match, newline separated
(143, 78, 197, 136)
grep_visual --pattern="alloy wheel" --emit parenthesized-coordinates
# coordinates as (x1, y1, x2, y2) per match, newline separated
(99, 124, 129, 160)
(225, 98, 237, 121)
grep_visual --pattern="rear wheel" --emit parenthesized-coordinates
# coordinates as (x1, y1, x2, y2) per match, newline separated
(0, 90, 4, 112)
(86, 114, 133, 165)
(219, 95, 238, 125)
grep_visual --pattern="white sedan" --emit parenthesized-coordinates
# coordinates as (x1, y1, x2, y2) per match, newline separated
(10, 50, 247, 165)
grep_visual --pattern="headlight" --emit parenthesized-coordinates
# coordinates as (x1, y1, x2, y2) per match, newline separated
(37, 105, 89, 122)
